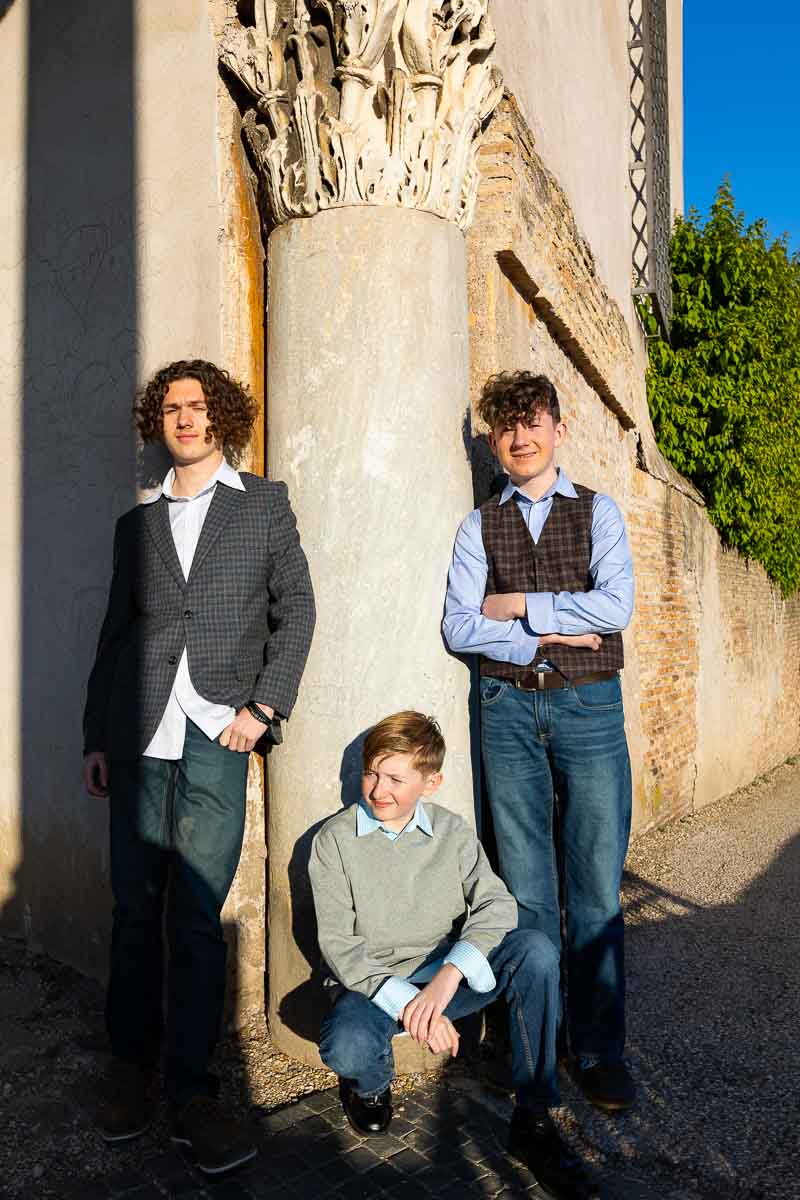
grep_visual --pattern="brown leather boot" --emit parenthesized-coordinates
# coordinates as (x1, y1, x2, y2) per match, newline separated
(96, 1058, 158, 1143)
(170, 1096, 257, 1176)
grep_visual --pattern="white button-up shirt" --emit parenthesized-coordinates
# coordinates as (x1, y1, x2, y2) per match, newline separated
(141, 459, 246, 760)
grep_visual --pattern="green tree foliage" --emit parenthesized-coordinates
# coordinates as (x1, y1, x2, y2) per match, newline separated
(643, 180, 800, 595)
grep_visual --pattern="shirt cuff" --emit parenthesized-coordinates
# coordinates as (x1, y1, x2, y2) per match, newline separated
(444, 941, 496, 993)
(372, 977, 420, 1020)
(525, 592, 557, 635)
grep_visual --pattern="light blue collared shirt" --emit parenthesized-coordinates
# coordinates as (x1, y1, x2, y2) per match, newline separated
(355, 799, 433, 842)
(442, 468, 634, 666)
(357, 801, 498, 1020)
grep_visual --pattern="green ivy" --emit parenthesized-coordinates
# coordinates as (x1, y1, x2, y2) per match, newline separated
(641, 180, 800, 595)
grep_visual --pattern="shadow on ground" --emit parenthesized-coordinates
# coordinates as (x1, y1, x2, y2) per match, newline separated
(1, 809, 797, 1200)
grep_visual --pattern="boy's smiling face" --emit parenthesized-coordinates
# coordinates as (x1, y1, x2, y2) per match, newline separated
(362, 751, 443, 833)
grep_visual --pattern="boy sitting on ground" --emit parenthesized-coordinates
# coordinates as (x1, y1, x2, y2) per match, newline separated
(309, 710, 599, 1200)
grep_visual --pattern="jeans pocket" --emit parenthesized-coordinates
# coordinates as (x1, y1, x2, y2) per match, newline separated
(480, 678, 511, 707)
(572, 676, 622, 710)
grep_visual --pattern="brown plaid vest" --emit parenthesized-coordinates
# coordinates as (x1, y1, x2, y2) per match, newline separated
(479, 483, 624, 680)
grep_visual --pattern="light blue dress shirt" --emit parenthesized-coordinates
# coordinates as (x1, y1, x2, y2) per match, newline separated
(356, 801, 497, 1020)
(442, 468, 634, 666)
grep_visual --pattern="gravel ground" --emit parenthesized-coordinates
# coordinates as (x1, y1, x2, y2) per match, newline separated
(0, 943, 433, 1198)
(568, 755, 800, 1200)
(1, 757, 798, 1199)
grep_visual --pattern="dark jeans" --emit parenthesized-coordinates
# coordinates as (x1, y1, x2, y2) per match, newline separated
(319, 929, 560, 1107)
(108, 718, 249, 1107)
(480, 674, 632, 1063)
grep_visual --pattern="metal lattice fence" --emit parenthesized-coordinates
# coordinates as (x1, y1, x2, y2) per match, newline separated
(629, 0, 672, 335)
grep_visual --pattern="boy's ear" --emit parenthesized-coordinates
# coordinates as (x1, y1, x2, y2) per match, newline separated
(423, 772, 443, 796)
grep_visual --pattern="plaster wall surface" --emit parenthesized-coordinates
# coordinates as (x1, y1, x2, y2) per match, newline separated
(667, 0, 684, 215)
(491, 0, 635, 325)
(492, 0, 684, 321)
(0, 2, 269, 1012)
(0, 0, 26, 915)
(134, 3, 222, 385)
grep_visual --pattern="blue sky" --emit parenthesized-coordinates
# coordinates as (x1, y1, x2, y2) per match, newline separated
(683, 4, 800, 252)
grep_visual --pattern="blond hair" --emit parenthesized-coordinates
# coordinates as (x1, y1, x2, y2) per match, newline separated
(363, 711, 446, 776)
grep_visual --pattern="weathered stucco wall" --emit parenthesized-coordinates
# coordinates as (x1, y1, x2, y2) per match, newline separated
(667, 0, 684, 215)
(0, 0, 140, 965)
(0, 1, 267, 1024)
(492, 0, 636, 326)
(0, 0, 26, 922)
(492, 0, 684, 321)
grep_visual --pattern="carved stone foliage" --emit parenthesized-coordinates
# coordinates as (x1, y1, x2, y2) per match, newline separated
(220, 0, 503, 231)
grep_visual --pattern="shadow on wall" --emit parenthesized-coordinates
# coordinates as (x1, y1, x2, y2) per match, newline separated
(0, 3, 139, 976)
(278, 730, 369, 1045)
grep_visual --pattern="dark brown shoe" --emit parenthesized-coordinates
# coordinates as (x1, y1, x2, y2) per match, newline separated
(571, 1059, 636, 1111)
(96, 1058, 158, 1143)
(170, 1096, 257, 1176)
(508, 1108, 599, 1200)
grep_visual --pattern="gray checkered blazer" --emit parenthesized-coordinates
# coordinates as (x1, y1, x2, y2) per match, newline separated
(83, 474, 315, 760)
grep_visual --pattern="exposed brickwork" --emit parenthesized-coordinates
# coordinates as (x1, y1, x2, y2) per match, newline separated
(714, 549, 800, 781)
(466, 91, 800, 835)
(468, 94, 643, 433)
(628, 472, 700, 824)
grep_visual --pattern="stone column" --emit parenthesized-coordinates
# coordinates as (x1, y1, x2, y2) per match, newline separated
(220, 0, 502, 1066)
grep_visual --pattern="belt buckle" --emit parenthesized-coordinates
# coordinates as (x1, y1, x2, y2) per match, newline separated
(515, 668, 547, 692)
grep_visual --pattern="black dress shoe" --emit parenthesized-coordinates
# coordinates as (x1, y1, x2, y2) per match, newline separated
(340, 1080, 392, 1135)
(508, 1108, 599, 1200)
(571, 1058, 636, 1111)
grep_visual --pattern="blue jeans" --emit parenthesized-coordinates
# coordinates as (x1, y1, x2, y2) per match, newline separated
(480, 674, 632, 1063)
(319, 929, 560, 1107)
(107, 719, 249, 1106)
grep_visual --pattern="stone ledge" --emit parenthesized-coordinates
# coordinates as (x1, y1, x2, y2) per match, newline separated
(469, 93, 639, 431)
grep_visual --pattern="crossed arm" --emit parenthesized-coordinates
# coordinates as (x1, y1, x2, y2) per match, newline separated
(442, 495, 634, 661)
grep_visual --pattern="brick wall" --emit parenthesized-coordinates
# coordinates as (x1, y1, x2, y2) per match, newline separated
(628, 472, 700, 824)
(467, 94, 800, 834)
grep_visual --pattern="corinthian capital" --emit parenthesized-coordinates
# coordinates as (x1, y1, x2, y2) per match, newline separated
(219, 0, 502, 231)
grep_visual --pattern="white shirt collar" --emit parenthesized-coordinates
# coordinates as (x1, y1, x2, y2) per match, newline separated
(356, 800, 434, 839)
(142, 458, 245, 505)
(497, 465, 578, 506)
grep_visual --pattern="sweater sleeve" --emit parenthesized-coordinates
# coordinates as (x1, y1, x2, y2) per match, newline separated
(455, 822, 518, 958)
(309, 826, 398, 1001)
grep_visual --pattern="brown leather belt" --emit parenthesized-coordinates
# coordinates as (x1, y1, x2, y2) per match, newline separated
(512, 669, 618, 692)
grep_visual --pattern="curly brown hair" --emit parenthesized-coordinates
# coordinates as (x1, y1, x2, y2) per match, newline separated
(134, 359, 258, 467)
(477, 371, 561, 430)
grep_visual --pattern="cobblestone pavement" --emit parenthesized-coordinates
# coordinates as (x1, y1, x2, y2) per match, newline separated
(54, 1081, 661, 1200)
(2, 759, 798, 1200)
